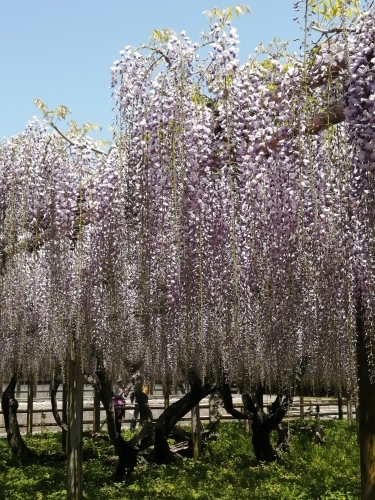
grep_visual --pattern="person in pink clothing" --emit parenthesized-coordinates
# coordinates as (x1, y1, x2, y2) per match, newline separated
(112, 376, 131, 433)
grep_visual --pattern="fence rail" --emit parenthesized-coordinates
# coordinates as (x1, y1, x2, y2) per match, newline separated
(0, 384, 355, 435)
(0, 383, 356, 435)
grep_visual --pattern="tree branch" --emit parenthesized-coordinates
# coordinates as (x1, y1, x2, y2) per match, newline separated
(50, 375, 68, 432)
(220, 379, 247, 420)
(311, 24, 355, 35)
(48, 122, 107, 156)
(258, 101, 346, 153)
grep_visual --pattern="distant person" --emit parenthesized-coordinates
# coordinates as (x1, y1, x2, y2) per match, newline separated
(112, 377, 131, 433)
(130, 379, 150, 430)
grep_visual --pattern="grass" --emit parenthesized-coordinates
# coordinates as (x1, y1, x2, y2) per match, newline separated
(0, 419, 360, 499)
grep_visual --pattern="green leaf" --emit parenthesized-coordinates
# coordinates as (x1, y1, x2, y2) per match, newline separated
(152, 29, 163, 43)
(310, 0, 361, 20)
(82, 122, 102, 133)
(151, 28, 174, 43)
(234, 4, 251, 17)
(55, 104, 71, 120)
(204, 4, 250, 24)
(33, 98, 47, 112)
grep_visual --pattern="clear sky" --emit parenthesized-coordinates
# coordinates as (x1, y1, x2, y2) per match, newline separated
(0, 1, 303, 141)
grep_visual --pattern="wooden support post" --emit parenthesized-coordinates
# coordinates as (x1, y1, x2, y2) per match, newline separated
(163, 380, 170, 410)
(299, 395, 304, 419)
(338, 392, 343, 420)
(191, 403, 201, 461)
(242, 405, 250, 435)
(16, 381, 21, 399)
(41, 412, 46, 433)
(93, 389, 101, 433)
(347, 393, 353, 427)
(209, 393, 214, 423)
(148, 378, 154, 396)
(62, 382, 68, 453)
(67, 353, 83, 500)
(27, 375, 34, 435)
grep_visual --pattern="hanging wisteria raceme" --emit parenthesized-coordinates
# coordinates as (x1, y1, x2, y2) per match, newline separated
(213, 45, 357, 391)
(108, 9, 364, 390)
(109, 26, 236, 382)
(344, 8, 375, 376)
(0, 121, 135, 379)
(1, 5, 375, 393)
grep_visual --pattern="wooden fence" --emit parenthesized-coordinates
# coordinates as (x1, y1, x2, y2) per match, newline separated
(0, 383, 357, 435)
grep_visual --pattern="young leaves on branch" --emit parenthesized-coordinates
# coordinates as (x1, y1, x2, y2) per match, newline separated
(33, 98, 107, 154)
(203, 4, 251, 25)
(308, 0, 361, 21)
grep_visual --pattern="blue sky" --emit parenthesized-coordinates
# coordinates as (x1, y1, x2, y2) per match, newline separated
(0, 1, 303, 141)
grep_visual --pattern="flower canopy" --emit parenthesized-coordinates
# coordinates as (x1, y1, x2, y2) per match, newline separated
(1, 6, 375, 394)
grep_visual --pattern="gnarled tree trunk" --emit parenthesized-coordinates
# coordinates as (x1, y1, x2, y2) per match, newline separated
(236, 359, 307, 463)
(220, 379, 247, 420)
(1, 374, 36, 458)
(152, 372, 216, 464)
(221, 378, 287, 462)
(51, 373, 68, 432)
(95, 364, 138, 480)
(191, 403, 201, 460)
(243, 393, 288, 462)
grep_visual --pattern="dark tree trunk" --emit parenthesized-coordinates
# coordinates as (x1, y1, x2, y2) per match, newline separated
(221, 364, 307, 463)
(163, 379, 170, 409)
(51, 374, 68, 432)
(191, 403, 201, 460)
(243, 393, 288, 462)
(95, 365, 138, 480)
(1, 374, 36, 458)
(93, 390, 101, 433)
(251, 419, 278, 461)
(275, 422, 291, 452)
(221, 376, 286, 460)
(356, 297, 375, 500)
(220, 380, 247, 420)
(255, 383, 264, 410)
(152, 373, 216, 464)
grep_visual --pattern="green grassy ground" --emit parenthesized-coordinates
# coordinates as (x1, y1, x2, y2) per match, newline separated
(0, 420, 360, 499)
